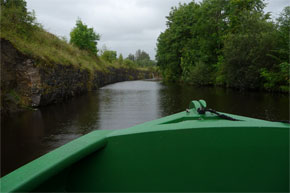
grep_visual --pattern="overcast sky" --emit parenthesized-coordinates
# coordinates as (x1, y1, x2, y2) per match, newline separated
(26, 0, 289, 59)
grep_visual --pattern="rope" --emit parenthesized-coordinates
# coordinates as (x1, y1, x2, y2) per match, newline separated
(196, 106, 289, 123)
(197, 108, 240, 121)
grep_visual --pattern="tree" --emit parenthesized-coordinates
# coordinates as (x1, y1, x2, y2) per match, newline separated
(101, 50, 117, 63)
(156, 2, 202, 82)
(126, 50, 155, 67)
(118, 54, 124, 64)
(70, 19, 100, 55)
(275, 6, 290, 63)
(259, 6, 290, 92)
(127, 53, 135, 61)
(156, 0, 288, 91)
(135, 49, 152, 67)
(135, 49, 150, 61)
(1, 0, 37, 34)
(123, 59, 137, 68)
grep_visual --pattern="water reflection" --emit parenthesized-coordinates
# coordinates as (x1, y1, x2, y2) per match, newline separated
(1, 92, 101, 176)
(158, 84, 289, 121)
(1, 80, 289, 176)
(98, 80, 161, 129)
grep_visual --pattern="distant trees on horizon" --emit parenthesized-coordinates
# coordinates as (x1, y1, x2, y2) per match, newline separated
(69, 18, 156, 67)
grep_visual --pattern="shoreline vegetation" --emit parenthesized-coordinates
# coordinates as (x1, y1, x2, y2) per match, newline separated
(0, 0, 156, 113)
(156, 0, 289, 93)
(0, 0, 288, 114)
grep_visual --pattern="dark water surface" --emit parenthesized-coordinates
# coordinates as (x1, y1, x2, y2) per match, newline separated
(1, 80, 289, 176)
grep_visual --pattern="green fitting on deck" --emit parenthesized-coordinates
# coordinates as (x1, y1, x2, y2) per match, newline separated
(189, 100, 207, 110)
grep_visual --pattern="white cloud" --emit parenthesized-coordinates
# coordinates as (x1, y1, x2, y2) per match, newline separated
(264, 0, 289, 18)
(26, 0, 288, 59)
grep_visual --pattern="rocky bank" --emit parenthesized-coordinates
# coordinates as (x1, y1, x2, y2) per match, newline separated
(1, 38, 152, 113)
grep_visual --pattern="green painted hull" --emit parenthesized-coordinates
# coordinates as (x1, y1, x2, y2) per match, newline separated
(1, 100, 289, 192)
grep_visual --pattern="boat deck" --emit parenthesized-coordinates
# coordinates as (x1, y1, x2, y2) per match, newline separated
(1, 100, 289, 192)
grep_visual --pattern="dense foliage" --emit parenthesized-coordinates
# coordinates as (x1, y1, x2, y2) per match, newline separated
(70, 19, 100, 55)
(101, 50, 117, 63)
(1, 0, 38, 34)
(156, 0, 289, 92)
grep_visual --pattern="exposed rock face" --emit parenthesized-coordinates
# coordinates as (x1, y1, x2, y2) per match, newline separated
(91, 67, 151, 90)
(1, 39, 42, 111)
(17, 59, 42, 107)
(0, 38, 151, 113)
(37, 64, 91, 106)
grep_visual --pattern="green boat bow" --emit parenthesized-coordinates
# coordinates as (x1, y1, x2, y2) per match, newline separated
(1, 100, 289, 192)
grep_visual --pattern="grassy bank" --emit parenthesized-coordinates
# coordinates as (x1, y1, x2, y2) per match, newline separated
(0, 1, 151, 73)
(0, 1, 155, 113)
(1, 27, 105, 71)
(0, 18, 147, 73)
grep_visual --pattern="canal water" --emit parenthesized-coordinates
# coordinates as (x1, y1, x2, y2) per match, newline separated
(1, 80, 289, 176)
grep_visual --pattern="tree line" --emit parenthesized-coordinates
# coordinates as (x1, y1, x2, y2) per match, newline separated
(70, 19, 156, 67)
(156, 0, 289, 92)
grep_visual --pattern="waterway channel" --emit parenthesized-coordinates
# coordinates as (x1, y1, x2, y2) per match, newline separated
(1, 80, 289, 176)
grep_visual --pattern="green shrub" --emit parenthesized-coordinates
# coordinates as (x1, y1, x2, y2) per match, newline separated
(70, 19, 100, 55)
(260, 62, 290, 92)
(101, 50, 117, 63)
